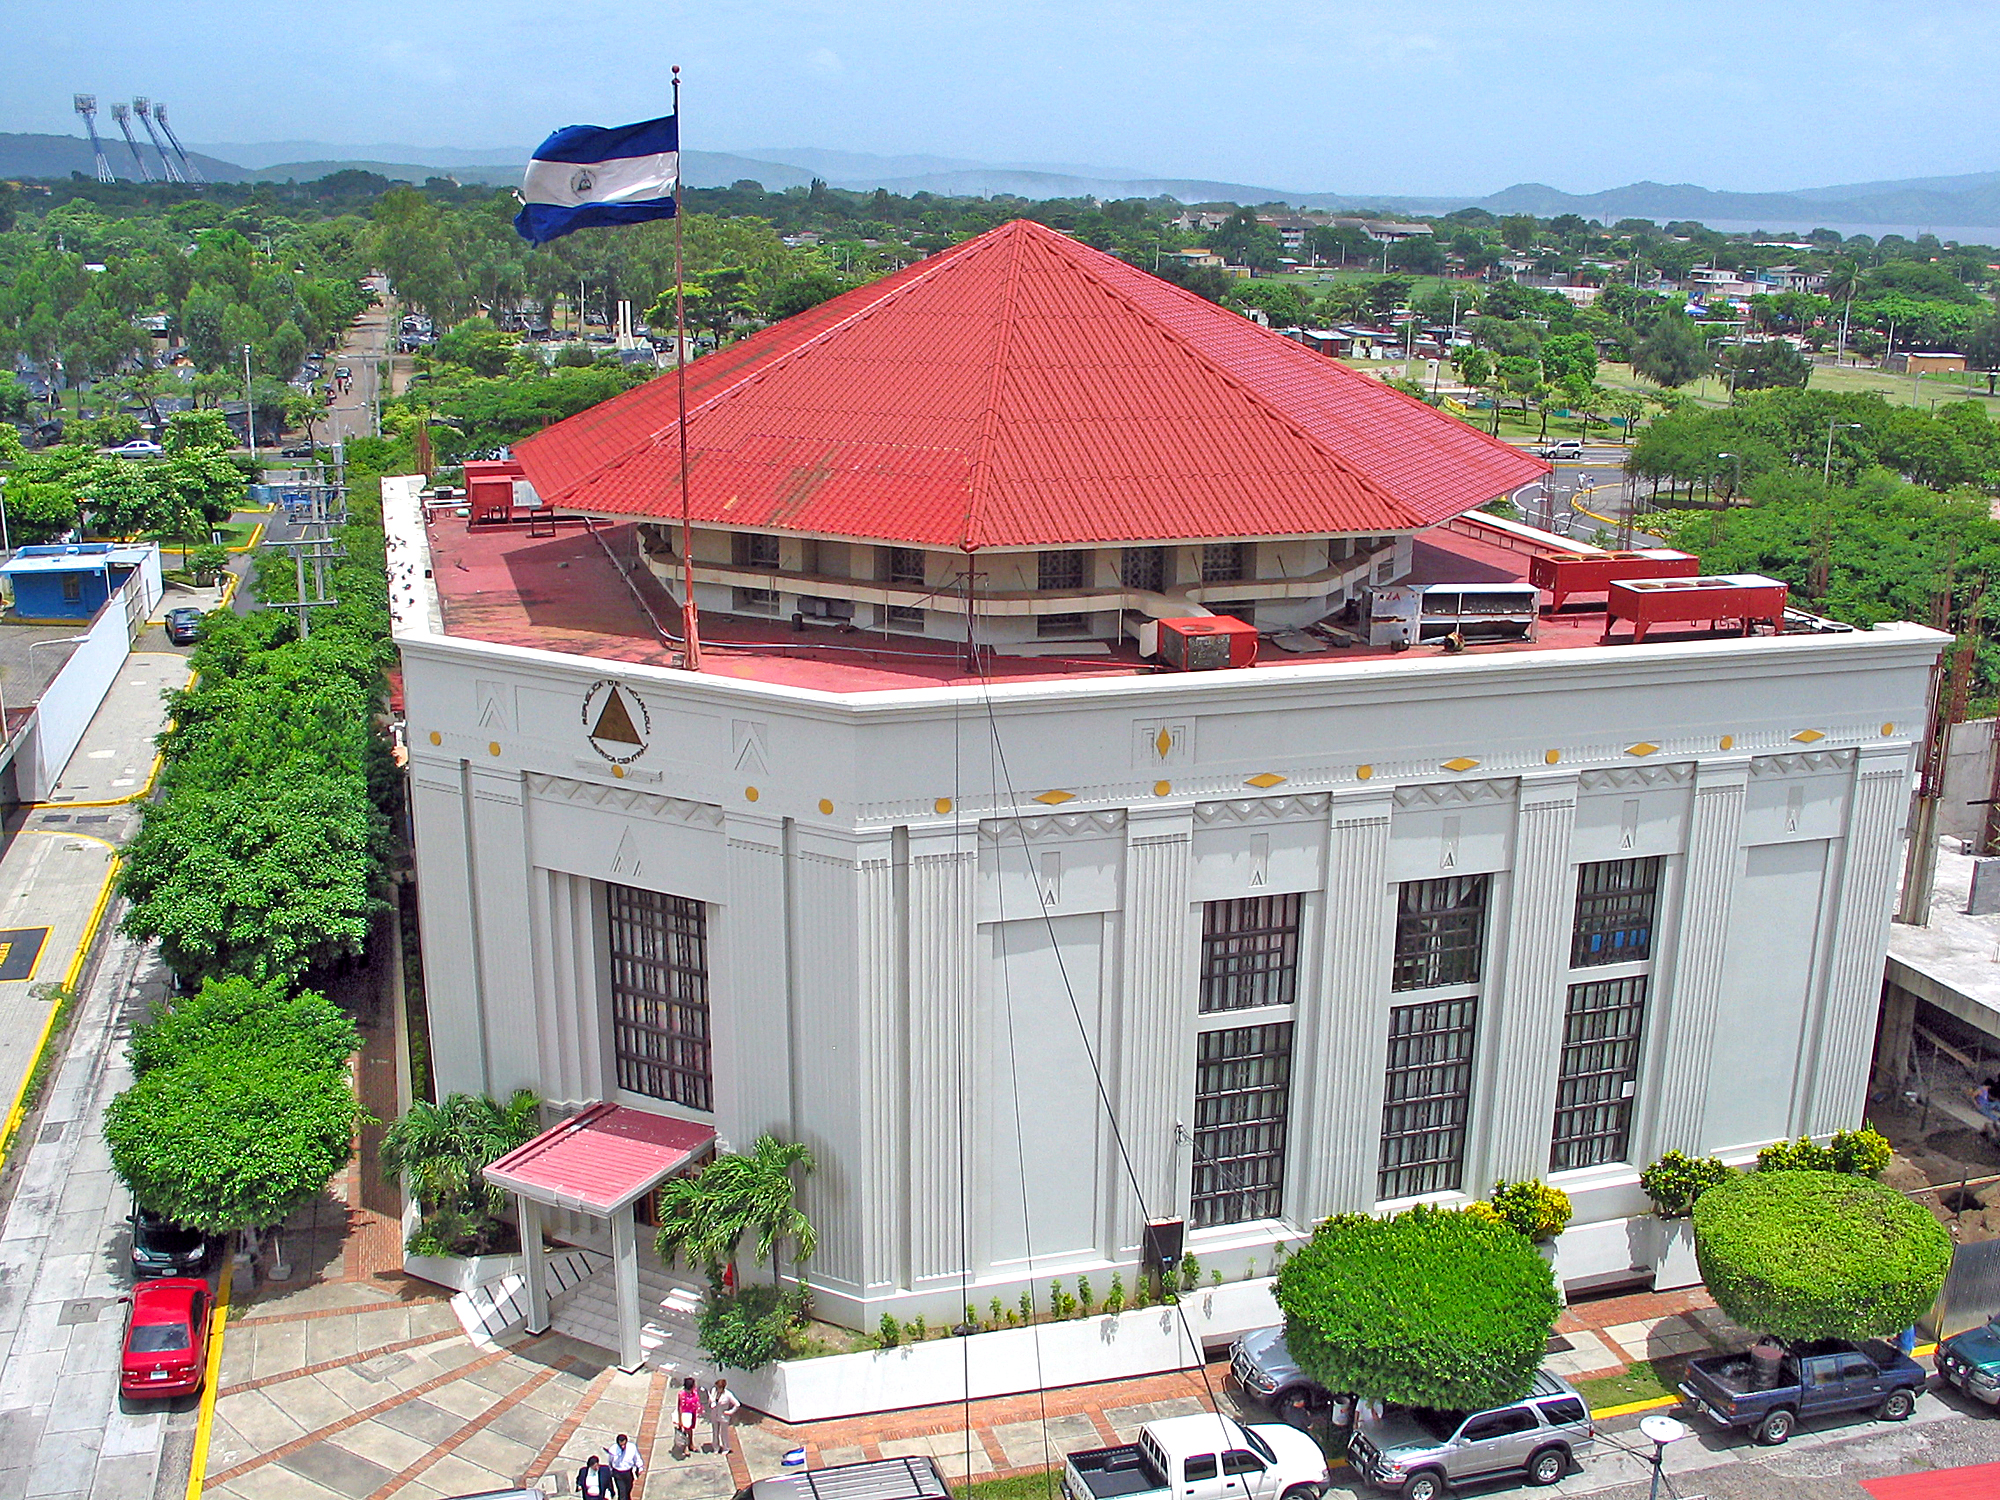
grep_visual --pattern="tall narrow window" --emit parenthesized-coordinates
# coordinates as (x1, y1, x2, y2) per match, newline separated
(886, 547, 925, 587)
(1550, 977, 1648, 1170)
(1571, 858, 1661, 967)
(1038, 550, 1086, 591)
(733, 532, 780, 570)
(1379, 997, 1478, 1199)
(1392, 876, 1489, 991)
(606, 884, 712, 1111)
(1121, 546, 1166, 592)
(1191, 1022, 1292, 1227)
(1200, 894, 1301, 1013)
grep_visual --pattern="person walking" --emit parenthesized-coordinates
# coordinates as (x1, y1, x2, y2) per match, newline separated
(708, 1377, 741, 1456)
(606, 1434, 645, 1500)
(576, 1453, 612, 1498)
(673, 1375, 702, 1459)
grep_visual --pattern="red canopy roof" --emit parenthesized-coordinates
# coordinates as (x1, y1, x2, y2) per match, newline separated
(514, 219, 1545, 550)
(483, 1103, 715, 1215)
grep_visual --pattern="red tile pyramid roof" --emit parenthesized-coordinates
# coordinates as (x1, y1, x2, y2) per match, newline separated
(514, 218, 1546, 550)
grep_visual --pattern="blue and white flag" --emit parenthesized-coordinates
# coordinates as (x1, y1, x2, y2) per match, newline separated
(514, 114, 679, 245)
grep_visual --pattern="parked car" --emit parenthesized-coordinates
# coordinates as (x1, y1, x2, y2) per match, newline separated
(1937, 1316, 2000, 1408)
(119, 1277, 209, 1399)
(1230, 1326, 1346, 1427)
(1064, 1413, 1328, 1500)
(280, 444, 317, 459)
(1345, 1373, 1594, 1498)
(164, 607, 204, 646)
(1678, 1338, 1924, 1445)
(130, 1205, 211, 1278)
(335, 365, 352, 379)
(1534, 440, 1582, 461)
(738, 1455, 948, 1500)
(107, 438, 163, 458)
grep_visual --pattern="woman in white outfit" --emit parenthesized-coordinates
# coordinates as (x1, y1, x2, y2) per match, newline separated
(708, 1377, 741, 1455)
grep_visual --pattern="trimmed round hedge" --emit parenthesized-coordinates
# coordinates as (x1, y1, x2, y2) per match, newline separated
(1692, 1170, 1951, 1343)
(1274, 1206, 1560, 1411)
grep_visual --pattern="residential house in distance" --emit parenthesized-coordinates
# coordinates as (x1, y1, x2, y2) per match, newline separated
(387, 218, 1944, 1371)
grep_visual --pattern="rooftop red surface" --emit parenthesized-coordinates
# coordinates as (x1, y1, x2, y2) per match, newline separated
(484, 1102, 716, 1213)
(421, 513, 1692, 694)
(513, 218, 1545, 549)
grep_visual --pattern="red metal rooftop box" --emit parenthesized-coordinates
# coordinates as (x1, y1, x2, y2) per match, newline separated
(1603, 574, 1788, 644)
(1157, 615, 1260, 670)
(1529, 549, 1701, 611)
(463, 459, 531, 524)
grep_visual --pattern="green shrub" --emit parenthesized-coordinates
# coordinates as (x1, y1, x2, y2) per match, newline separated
(989, 1297, 1004, 1329)
(1757, 1136, 1835, 1172)
(698, 1284, 808, 1369)
(1275, 1206, 1560, 1410)
(1487, 1179, 1574, 1241)
(129, 974, 358, 1077)
(877, 1312, 901, 1348)
(1077, 1276, 1094, 1314)
(1640, 1151, 1734, 1217)
(1178, 1253, 1201, 1291)
(1105, 1273, 1125, 1315)
(1831, 1127, 1893, 1177)
(1693, 1171, 1952, 1342)
(190, 542, 229, 583)
(1019, 1288, 1034, 1324)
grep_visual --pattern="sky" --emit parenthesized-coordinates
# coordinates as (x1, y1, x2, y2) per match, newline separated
(11, 0, 2000, 195)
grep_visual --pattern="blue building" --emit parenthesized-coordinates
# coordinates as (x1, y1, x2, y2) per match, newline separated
(1, 543, 160, 621)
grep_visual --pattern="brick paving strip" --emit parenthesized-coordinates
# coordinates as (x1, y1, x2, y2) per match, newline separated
(204, 1340, 532, 1487)
(525, 1363, 618, 1487)
(215, 1327, 463, 1397)
(229, 1295, 448, 1327)
(631, 1368, 668, 1498)
(362, 1353, 578, 1500)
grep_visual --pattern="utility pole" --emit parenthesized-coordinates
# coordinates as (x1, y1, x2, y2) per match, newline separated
(264, 472, 347, 640)
(1900, 582, 1985, 925)
(243, 345, 257, 467)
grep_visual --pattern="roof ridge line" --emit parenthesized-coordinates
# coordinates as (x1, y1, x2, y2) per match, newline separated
(960, 221, 1032, 552)
(1069, 250, 1430, 526)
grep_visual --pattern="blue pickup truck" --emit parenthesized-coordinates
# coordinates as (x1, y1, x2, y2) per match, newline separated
(1678, 1338, 1925, 1445)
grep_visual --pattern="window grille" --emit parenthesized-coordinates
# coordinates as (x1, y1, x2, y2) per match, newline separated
(1378, 996, 1477, 1199)
(1200, 894, 1301, 1013)
(733, 532, 781, 570)
(1192, 1022, 1292, 1227)
(1038, 550, 1086, 591)
(1121, 546, 1166, 592)
(1549, 976, 1647, 1171)
(1571, 857, 1661, 967)
(1392, 875, 1489, 991)
(1037, 612, 1088, 637)
(886, 547, 925, 587)
(1201, 542, 1246, 583)
(885, 605, 925, 629)
(606, 884, 712, 1112)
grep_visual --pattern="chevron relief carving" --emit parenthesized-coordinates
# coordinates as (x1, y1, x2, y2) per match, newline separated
(1192, 793, 1332, 825)
(1578, 763, 1696, 792)
(526, 771, 724, 826)
(979, 809, 1127, 842)
(1749, 749, 1856, 778)
(1392, 778, 1517, 809)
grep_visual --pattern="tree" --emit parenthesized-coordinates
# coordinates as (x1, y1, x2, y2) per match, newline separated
(1274, 1206, 1560, 1411)
(1631, 313, 1712, 388)
(1540, 332, 1598, 385)
(380, 1090, 542, 1252)
(1451, 346, 1492, 392)
(655, 1134, 819, 1287)
(1718, 340, 1811, 393)
(436, 317, 516, 377)
(1966, 315, 2000, 396)
(105, 1050, 366, 1235)
(1693, 1171, 1952, 1343)
(129, 974, 358, 1078)
(764, 272, 848, 321)
(165, 409, 236, 454)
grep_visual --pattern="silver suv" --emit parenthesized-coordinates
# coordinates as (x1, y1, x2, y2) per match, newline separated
(1345, 1371, 1594, 1499)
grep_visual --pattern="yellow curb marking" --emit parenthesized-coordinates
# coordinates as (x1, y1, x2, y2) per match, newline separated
(185, 1249, 234, 1500)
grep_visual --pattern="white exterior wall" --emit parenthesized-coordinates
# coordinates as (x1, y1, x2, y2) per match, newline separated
(386, 480, 1943, 1324)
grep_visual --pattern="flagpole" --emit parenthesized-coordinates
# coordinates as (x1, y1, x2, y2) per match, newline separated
(672, 64, 702, 671)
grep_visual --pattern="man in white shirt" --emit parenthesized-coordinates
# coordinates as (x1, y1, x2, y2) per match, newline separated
(605, 1433, 645, 1500)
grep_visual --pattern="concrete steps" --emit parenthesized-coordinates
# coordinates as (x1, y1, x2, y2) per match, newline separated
(550, 1261, 706, 1373)
(453, 1247, 608, 1344)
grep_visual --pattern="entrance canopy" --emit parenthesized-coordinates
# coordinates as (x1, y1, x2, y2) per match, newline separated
(485, 1102, 715, 1215)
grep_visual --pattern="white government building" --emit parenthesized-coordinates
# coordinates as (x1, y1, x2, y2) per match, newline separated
(387, 220, 1944, 1356)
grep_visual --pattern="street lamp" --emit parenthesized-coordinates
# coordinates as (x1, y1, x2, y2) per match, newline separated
(242, 344, 257, 469)
(1639, 1413, 1689, 1500)
(1821, 419, 1864, 487)
(1715, 450, 1741, 502)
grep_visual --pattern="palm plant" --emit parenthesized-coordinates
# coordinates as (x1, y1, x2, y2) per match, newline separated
(656, 1134, 819, 1287)
(1825, 259, 1862, 366)
(380, 1090, 541, 1252)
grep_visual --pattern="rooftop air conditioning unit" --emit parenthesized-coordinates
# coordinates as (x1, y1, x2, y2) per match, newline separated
(1156, 615, 1259, 670)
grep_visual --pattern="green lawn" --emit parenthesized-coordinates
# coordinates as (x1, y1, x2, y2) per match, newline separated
(955, 1470, 1058, 1500)
(150, 521, 258, 552)
(1575, 1359, 1677, 1410)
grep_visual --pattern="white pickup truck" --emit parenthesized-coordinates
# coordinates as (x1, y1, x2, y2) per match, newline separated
(1062, 1413, 1328, 1500)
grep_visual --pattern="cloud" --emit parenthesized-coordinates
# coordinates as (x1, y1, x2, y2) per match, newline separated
(805, 46, 843, 77)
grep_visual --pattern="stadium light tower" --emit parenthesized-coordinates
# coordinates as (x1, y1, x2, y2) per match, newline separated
(109, 103, 154, 181)
(73, 95, 113, 183)
(152, 103, 204, 184)
(132, 99, 183, 183)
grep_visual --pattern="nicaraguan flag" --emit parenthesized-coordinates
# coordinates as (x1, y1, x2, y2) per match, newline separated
(514, 114, 679, 245)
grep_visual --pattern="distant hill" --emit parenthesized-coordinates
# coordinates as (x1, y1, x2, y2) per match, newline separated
(6, 130, 2000, 233)
(0, 131, 246, 183)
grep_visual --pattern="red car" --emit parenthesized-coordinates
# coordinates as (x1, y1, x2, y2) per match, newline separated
(119, 1277, 209, 1399)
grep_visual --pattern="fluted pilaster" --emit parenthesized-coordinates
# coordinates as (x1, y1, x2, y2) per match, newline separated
(1112, 810, 1193, 1251)
(905, 830, 978, 1283)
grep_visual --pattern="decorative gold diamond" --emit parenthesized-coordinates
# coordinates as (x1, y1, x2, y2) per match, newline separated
(1626, 743, 1658, 757)
(1792, 729, 1825, 743)
(1441, 757, 1480, 772)
(1245, 772, 1286, 789)
(1033, 789, 1076, 805)
(1156, 727, 1174, 758)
